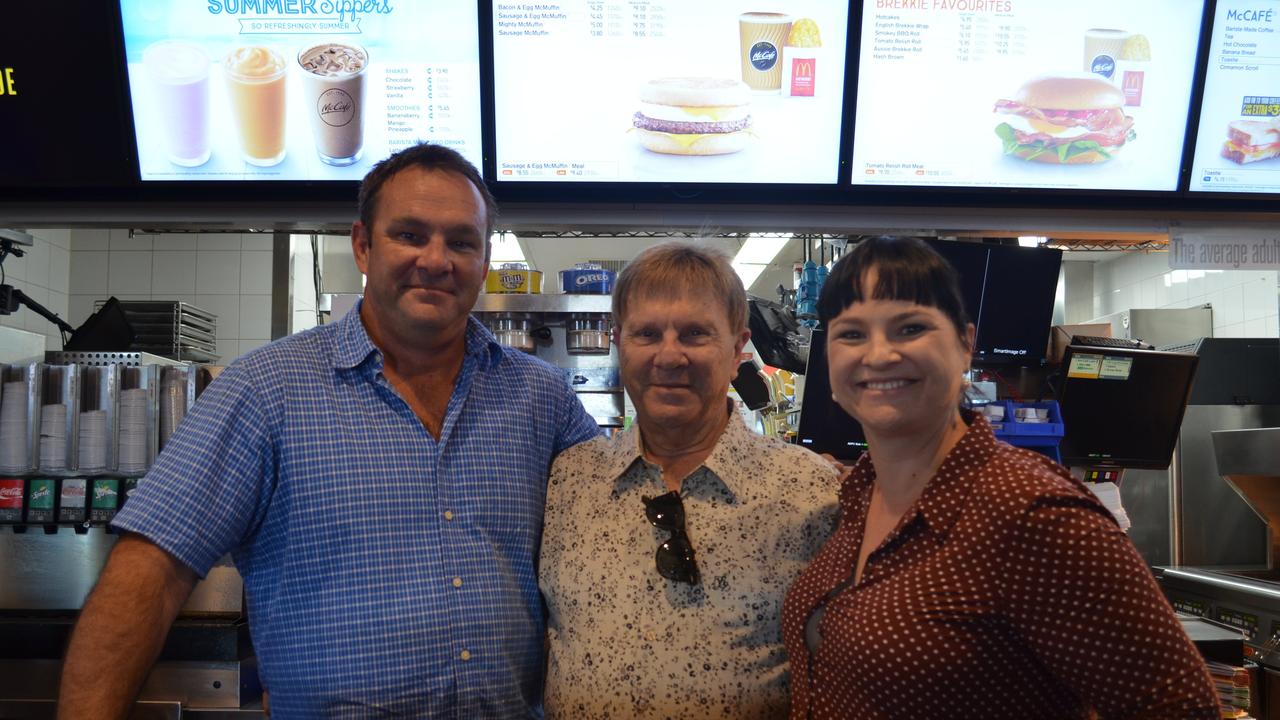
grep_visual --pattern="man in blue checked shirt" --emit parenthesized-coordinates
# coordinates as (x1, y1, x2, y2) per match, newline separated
(58, 144, 600, 719)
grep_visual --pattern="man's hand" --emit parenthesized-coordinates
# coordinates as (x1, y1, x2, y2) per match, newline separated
(58, 534, 198, 720)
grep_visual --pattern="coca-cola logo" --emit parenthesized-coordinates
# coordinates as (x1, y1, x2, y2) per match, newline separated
(0, 486, 22, 502)
(318, 88, 356, 127)
(1090, 55, 1116, 79)
(750, 41, 779, 71)
(63, 485, 85, 499)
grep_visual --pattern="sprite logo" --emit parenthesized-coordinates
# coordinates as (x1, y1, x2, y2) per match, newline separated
(94, 484, 117, 500)
(29, 483, 54, 509)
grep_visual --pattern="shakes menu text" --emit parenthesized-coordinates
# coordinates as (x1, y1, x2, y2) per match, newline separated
(1191, 1, 1280, 194)
(119, 1, 482, 181)
(492, 1, 849, 183)
(851, 0, 1206, 191)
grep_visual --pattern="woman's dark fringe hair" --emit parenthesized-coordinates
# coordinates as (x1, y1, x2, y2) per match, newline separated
(817, 236, 971, 342)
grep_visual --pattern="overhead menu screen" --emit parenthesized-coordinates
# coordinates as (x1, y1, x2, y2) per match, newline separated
(492, 1, 850, 183)
(119, 1, 483, 181)
(1190, 2, 1280, 194)
(850, 0, 1206, 191)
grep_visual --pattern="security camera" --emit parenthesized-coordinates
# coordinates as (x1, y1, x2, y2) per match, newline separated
(0, 229, 36, 247)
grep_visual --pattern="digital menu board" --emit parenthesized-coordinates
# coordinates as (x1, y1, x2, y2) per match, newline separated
(119, 1, 483, 181)
(850, 0, 1206, 191)
(1190, 2, 1280, 194)
(1, 5, 134, 188)
(492, 1, 849, 183)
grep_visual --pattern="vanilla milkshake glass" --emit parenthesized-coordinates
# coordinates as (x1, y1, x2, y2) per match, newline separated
(298, 43, 368, 166)
(224, 46, 287, 166)
(143, 40, 211, 167)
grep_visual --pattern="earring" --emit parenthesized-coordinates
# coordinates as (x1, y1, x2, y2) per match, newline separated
(831, 393, 838, 401)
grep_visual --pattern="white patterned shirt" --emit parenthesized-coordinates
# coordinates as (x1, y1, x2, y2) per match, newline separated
(540, 410, 840, 719)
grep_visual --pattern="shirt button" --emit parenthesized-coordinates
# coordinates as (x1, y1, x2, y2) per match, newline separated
(452, 577, 463, 588)
(444, 510, 454, 521)
(460, 650, 472, 662)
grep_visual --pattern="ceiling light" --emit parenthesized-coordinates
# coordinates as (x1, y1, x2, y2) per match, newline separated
(489, 232, 527, 266)
(1018, 236, 1049, 248)
(731, 234, 791, 289)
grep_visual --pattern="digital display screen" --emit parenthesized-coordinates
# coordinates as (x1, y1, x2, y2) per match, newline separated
(118, 1, 483, 181)
(850, 0, 1206, 191)
(0, 5, 134, 187)
(1058, 346, 1199, 469)
(492, 1, 849, 183)
(1189, 1, 1280, 193)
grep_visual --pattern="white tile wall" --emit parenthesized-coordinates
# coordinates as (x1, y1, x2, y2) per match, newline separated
(0, 229, 73, 351)
(1084, 251, 1280, 339)
(67, 231, 277, 364)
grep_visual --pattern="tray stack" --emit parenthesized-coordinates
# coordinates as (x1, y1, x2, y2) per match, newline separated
(92, 301, 219, 363)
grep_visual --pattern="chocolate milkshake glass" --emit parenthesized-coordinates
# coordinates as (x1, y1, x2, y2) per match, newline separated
(224, 46, 287, 166)
(143, 40, 211, 167)
(298, 43, 368, 166)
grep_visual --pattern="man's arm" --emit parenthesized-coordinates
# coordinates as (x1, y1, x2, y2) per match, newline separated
(58, 534, 198, 720)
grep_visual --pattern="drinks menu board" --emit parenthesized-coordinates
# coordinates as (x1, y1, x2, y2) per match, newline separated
(850, 0, 1205, 191)
(492, 1, 849, 183)
(119, 1, 483, 181)
(1190, 2, 1280, 194)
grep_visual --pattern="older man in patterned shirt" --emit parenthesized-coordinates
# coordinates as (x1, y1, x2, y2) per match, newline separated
(58, 144, 599, 718)
(539, 242, 840, 719)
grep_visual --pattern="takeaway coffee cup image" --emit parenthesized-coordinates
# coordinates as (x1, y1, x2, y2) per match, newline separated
(298, 43, 368, 166)
(224, 45, 288, 166)
(739, 12, 792, 92)
(143, 40, 211, 167)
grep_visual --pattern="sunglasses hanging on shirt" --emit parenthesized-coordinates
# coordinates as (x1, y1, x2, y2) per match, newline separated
(642, 491, 700, 585)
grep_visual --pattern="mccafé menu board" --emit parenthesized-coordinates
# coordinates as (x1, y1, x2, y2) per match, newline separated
(850, 0, 1206, 191)
(492, 1, 849, 183)
(118, 1, 483, 181)
(1190, 2, 1280, 194)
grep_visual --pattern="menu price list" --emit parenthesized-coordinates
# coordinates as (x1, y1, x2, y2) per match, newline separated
(498, 160, 619, 179)
(1190, 3, 1280, 193)
(868, 14, 1026, 63)
(495, 1, 668, 40)
(383, 65, 475, 154)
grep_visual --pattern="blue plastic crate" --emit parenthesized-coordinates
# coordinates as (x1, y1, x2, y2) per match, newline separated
(995, 401, 1064, 439)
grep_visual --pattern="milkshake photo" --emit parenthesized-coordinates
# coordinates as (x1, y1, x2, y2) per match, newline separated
(298, 43, 368, 166)
(143, 40, 211, 167)
(224, 45, 287, 167)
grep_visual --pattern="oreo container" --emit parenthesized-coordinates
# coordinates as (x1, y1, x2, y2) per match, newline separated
(559, 265, 616, 294)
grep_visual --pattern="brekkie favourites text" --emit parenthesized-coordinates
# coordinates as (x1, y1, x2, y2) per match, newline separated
(876, 0, 1014, 11)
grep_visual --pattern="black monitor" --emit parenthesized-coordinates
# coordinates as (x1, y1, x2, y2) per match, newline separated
(795, 328, 867, 462)
(924, 240, 1063, 367)
(1058, 346, 1199, 470)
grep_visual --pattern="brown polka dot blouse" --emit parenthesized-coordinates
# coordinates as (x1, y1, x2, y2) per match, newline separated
(782, 414, 1219, 719)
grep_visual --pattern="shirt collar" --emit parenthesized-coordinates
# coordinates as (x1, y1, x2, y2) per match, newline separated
(330, 299, 503, 372)
(604, 400, 750, 498)
(844, 412, 999, 538)
(911, 413, 998, 536)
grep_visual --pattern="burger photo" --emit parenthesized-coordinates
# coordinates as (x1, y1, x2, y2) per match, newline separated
(633, 77, 752, 156)
(994, 74, 1136, 164)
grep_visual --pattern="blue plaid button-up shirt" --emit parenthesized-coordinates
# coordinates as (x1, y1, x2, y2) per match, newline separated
(113, 304, 600, 718)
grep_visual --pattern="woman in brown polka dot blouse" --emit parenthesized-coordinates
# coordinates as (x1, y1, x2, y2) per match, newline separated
(781, 236, 1218, 719)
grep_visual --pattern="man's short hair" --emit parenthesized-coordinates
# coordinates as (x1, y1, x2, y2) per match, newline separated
(357, 143, 498, 237)
(612, 242, 748, 332)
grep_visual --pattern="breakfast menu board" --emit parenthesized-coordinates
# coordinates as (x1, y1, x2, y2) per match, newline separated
(492, 1, 849, 183)
(1190, 1, 1280, 194)
(119, 1, 482, 181)
(850, 0, 1206, 191)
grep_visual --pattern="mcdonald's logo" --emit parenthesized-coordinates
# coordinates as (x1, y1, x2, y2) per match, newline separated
(794, 59, 814, 78)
